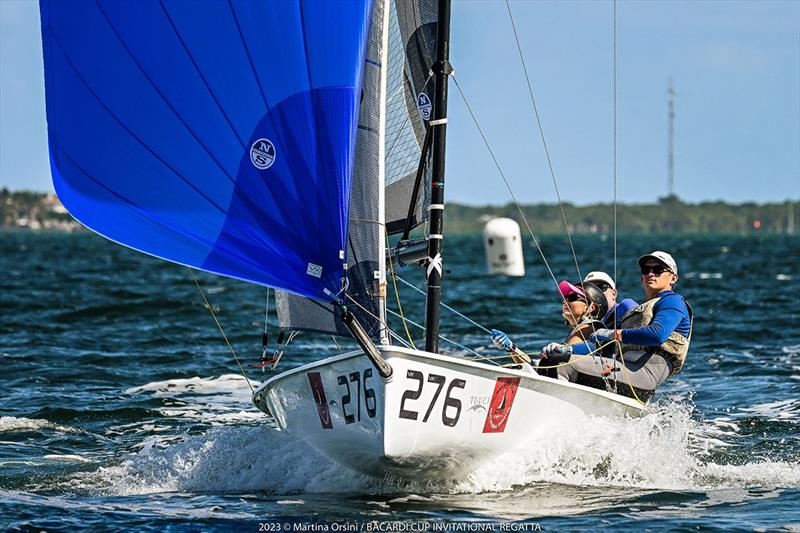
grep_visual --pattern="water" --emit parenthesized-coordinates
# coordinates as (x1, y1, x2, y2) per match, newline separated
(1, 230, 798, 531)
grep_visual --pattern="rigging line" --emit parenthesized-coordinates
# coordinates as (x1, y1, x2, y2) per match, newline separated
(264, 287, 270, 337)
(187, 268, 254, 393)
(331, 335, 343, 355)
(503, 0, 583, 285)
(394, 275, 491, 334)
(450, 76, 571, 310)
(611, 0, 620, 392)
(386, 236, 417, 348)
(344, 294, 413, 349)
(383, 308, 499, 365)
(612, 0, 619, 329)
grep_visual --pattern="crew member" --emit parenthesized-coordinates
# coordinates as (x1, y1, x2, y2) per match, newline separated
(544, 251, 693, 400)
(490, 280, 608, 377)
(582, 271, 638, 328)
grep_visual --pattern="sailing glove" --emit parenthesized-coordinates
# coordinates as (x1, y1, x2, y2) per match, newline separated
(490, 329, 516, 352)
(590, 328, 616, 345)
(541, 342, 573, 357)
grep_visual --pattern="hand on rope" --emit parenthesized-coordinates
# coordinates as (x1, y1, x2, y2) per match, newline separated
(490, 329, 532, 365)
(589, 328, 618, 346)
(541, 342, 573, 357)
(490, 329, 516, 353)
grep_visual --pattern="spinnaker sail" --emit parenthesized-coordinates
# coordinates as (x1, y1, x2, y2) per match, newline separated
(276, 0, 389, 339)
(40, 0, 373, 302)
(276, 0, 439, 339)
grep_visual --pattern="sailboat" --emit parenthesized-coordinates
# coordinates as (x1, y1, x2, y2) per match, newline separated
(39, 0, 642, 479)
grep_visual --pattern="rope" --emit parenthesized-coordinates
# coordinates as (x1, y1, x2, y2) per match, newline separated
(513, 339, 645, 405)
(611, 0, 620, 393)
(187, 268, 254, 394)
(331, 335, 343, 355)
(385, 235, 417, 348)
(394, 275, 492, 334)
(344, 294, 413, 349)
(613, 0, 618, 323)
(384, 308, 502, 366)
(504, 0, 583, 285)
(451, 76, 583, 327)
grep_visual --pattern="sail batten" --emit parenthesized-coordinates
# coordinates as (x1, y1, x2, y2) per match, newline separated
(41, 0, 374, 302)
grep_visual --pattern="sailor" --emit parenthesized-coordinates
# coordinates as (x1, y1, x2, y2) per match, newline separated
(536, 280, 609, 378)
(490, 280, 608, 374)
(582, 271, 638, 328)
(555, 280, 608, 344)
(544, 251, 693, 400)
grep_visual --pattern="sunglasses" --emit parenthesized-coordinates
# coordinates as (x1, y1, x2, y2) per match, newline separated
(564, 293, 586, 302)
(640, 264, 672, 276)
(593, 282, 612, 291)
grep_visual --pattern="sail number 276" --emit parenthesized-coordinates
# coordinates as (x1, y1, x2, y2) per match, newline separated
(399, 370, 466, 426)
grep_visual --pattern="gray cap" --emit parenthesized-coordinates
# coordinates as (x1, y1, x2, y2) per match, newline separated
(638, 251, 678, 274)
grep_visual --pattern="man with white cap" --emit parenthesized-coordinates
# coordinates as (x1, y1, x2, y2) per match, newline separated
(582, 271, 638, 329)
(544, 251, 693, 400)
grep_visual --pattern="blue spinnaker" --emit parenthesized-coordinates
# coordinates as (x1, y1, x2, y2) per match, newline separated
(40, 0, 373, 301)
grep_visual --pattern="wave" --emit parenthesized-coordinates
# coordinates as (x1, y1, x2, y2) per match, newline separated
(126, 374, 263, 424)
(0, 416, 84, 435)
(62, 400, 800, 497)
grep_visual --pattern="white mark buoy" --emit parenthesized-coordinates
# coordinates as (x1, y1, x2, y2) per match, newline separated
(483, 217, 525, 277)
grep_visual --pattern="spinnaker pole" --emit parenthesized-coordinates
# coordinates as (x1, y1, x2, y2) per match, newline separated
(425, 0, 453, 353)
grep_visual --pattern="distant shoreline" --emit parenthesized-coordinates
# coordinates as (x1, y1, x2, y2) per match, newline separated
(2, 189, 797, 236)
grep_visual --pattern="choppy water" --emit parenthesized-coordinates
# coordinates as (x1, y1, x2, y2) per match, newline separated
(1, 230, 798, 531)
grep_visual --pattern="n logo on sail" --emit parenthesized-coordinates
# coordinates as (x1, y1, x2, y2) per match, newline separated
(250, 138, 276, 170)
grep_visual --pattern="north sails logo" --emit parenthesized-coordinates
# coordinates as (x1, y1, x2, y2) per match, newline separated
(250, 138, 276, 170)
(417, 92, 432, 121)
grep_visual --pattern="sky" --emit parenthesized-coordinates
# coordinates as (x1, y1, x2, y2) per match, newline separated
(1, 0, 798, 206)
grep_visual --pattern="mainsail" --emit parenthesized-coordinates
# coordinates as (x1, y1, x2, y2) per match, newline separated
(385, 0, 438, 235)
(40, 0, 373, 302)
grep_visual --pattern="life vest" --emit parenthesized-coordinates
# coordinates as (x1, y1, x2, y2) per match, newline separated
(619, 295, 693, 377)
(564, 319, 605, 344)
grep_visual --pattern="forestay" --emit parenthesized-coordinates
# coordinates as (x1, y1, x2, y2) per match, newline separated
(40, 0, 373, 302)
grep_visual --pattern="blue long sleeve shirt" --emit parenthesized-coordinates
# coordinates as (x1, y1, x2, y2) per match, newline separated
(602, 298, 638, 328)
(571, 290, 690, 355)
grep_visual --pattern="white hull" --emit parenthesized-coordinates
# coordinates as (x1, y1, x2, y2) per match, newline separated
(253, 346, 642, 479)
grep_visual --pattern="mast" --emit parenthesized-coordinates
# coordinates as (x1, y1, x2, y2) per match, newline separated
(424, 0, 453, 353)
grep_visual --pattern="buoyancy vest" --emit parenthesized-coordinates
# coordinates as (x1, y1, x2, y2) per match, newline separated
(564, 319, 605, 344)
(619, 295, 693, 377)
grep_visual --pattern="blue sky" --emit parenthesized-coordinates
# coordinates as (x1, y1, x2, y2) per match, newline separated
(1, 0, 798, 205)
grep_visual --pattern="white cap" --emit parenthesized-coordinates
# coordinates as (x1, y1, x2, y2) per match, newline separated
(583, 271, 616, 290)
(638, 251, 678, 274)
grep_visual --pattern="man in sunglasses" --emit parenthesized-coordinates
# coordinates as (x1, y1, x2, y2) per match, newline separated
(546, 251, 693, 400)
(582, 271, 638, 329)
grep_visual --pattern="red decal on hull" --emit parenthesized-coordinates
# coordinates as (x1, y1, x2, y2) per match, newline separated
(308, 372, 333, 429)
(482, 377, 520, 433)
